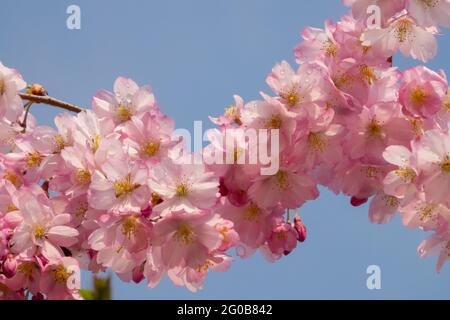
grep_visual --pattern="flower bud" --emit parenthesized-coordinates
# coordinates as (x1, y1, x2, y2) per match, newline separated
(2, 254, 17, 278)
(294, 215, 307, 243)
(27, 83, 48, 96)
(350, 196, 368, 207)
(132, 266, 144, 284)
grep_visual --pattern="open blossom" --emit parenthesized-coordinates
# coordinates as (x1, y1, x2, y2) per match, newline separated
(344, 103, 412, 163)
(93, 77, 157, 126)
(89, 158, 150, 213)
(88, 214, 151, 275)
(122, 112, 178, 164)
(151, 210, 223, 269)
(149, 158, 219, 216)
(399, 66, 448, 118)
(415, 129, 450, 205)
(0, 62, 26, 123)
(361, 16, 438, 62)
(10, 189, 79, 260)
(39, 257, 81, 299)
(267, 220, 298, 256)
(294, 20, 340, 64)
(406, 0, 450, 28)
(418, 219, 450, 272)
(266, 61, 326, 113)
(382, 145, 418, 198)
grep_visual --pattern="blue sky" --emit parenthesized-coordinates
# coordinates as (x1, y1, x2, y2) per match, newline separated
(1, 0, 450, 299)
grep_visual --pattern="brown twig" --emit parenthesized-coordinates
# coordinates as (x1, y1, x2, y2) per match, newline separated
(19, 92, 84, 114)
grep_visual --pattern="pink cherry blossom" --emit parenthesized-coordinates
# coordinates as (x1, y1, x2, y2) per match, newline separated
(399, 66, 448, 118)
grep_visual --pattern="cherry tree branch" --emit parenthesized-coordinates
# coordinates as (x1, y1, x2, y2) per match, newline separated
(19, 92, 84, 114)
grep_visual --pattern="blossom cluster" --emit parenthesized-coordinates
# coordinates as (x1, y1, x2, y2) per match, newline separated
(0, 0, 450, 299)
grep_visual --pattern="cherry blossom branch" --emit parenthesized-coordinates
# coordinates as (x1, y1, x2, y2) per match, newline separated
(19, 92, 84, 114)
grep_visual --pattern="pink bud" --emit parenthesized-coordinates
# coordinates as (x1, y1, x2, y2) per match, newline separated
(141, 206, 152, 218)
(350, 196, 368, 207)
(2, 255, 17, 278)
(132, 266, 144, 284)
(32, 293, 44, 300)
(294, 215, 307, 243)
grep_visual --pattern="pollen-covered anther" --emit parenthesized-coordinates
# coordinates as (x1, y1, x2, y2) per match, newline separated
(394, 167, 417, 181)
(244, 203, 261, 222)
(143, 141, 160, 157)
(75, 169, 91, 185)
(113, 174, 140, 198)
(175, 223, 195, 245)
(366, 118, 383, 139)
(33, 226, 46, 239)
(122, 216, 138, 239)
(276, 171, 290, 190)
(359, 64, 379, 85)
(410, 87, 427, 106)
(52, 265, 70, 284)
(266, 115, 282, 129)
(26, 152, 43, 168)
(441, 156, 450, 173)
(308, 132, 326, 153)
(117, 103, 132, 122)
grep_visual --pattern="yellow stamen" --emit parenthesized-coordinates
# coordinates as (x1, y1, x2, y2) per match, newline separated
(33, 226, 46, 239)
(244, 203, 261, 222)
(0, 78, 4, 95)
(441, 156, 450, 173)
(113, 174, 140, 198)
(117, 104, 132, 122)
(266, 115, 282, 129)
(224, 105, 242, 125)
(175, 183, 189, 197)
(122, 216, 138, 239)
(366, 118, 382, 138)
(3, 170, 18, 186)
(52, 265, 69, 284)
(332, 73, 352, 89)
(383, 195, 399, 207)
(359, 65, 379, 85)
(308, 132, 326, 153)
(175, 223, 195, 245)
(410, 87, 427, 106)
(419, 204, 436, 222)
(276, 171, 289, 190)
(323, 40, 338, 57)
(365, 166, 379, 179)
(409, 118, 423, 136)
(91, 135, 101, 152)
(75, 202, 88, 219)
(394, 167, 417, 181)
(362, 45, 371, 55)
(419, 0, 439, 8)
(143, 141, 160, 157)
(18, 262, 36, 277)
(196, 260, 214, 273)
(54, 135, 66, 153)
(151, 192, 163, 206)
(394, 19, 413, 43)
(26, 152, 43, 167)
(75, 169, 91, 185)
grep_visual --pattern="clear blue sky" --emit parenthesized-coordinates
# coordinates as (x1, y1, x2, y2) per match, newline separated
(1, 0, 450, 299)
